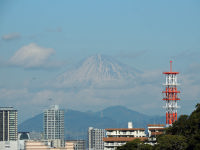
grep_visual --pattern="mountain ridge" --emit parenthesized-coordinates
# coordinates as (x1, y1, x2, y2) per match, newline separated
(18, 105, 165, 139)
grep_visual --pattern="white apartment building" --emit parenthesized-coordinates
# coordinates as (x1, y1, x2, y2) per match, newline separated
(103, 122, 147, 150)
(88, 127, 105, 150)
(44, 105, 65, 147)
(147, 124, 165, 143)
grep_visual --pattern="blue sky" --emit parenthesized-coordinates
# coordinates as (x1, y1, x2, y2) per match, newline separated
(0, 0, 200, 123)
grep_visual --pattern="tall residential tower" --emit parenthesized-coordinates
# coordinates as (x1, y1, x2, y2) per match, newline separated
(88, 127, 105, 150)
(0, 107, 18, 141)
(43, 105, 64, 147)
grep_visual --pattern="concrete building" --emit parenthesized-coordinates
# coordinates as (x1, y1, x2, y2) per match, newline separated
(0, 107, 18, 141)
(0, 141, 18, 150)
(29, 131, 43, 140)
(25, 140, 86, 150)
(103, 122, 147, 150)
(88, 127, 105, 150)
(44, 105, 65, 147)
(66, 140, 86, 150)
(25, 140, 67, 150)
(65, 141, 75, 150)
(0, 107, 18, 150)
(147, 124, 165, 144)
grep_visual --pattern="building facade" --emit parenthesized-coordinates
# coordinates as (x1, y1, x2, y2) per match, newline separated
(0, 107, 18, 141)
(88, 127, 105, 150)
(65, 141, 75, 150)
(66, 140, 86, 150)
(147, 124, 165, 144)
(25, 140, 67, 150)
(103, 122, 147, 150)
(44, 105, 65, 147)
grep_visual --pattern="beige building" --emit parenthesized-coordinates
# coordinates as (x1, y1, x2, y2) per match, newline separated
(25, 140, 67, 150)
(25, 140, 86, 150)
(65, 141, 75, 150)
(65, 140, 86, 150)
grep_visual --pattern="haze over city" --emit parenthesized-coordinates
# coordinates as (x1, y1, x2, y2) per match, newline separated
(0, 0, 200, 124)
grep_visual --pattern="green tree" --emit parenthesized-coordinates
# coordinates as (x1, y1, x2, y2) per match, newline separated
(166, 115, 188, 136)
(155, 134, 187, 150)
(165, 103, 200, 149)
(117, 139, 153, 150)
(117, 139, 141, 150)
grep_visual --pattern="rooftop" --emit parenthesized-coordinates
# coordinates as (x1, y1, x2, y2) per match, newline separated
(0, 107, 16, 111)
(105, 128, 145, 131)
(103, 137, 147, 142)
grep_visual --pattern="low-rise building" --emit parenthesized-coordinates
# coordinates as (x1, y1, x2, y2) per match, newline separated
(65, 140, 86, 150)
(103, 122, 147, 150)
(147, 124, 165, 144)
(65, 141, 75, 150)
(25, 140, 67, 150)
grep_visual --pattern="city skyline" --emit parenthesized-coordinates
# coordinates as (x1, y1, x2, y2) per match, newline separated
(0, 0, 200, 123)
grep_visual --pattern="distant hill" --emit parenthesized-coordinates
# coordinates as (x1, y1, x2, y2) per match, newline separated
(18, 106, 165, 139)
(96, 106, 151, 128)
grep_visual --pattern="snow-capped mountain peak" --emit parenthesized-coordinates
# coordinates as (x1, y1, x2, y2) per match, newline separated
(55, 55, 139, 87)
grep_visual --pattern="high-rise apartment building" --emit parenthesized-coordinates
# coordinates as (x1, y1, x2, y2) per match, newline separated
(43, 105, 64, 147)
(88, 127, 105, 150)
(0, 107, 18, 141)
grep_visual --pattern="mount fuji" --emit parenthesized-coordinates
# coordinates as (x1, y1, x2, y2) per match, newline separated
(55, 54, 141, 88)
(41, 54, 160, 116)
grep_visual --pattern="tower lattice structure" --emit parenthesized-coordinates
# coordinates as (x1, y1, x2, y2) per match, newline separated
(162, 61, 180, 127)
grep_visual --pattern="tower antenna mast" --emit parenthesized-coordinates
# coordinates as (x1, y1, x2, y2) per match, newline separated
(162, 61, 180, 127)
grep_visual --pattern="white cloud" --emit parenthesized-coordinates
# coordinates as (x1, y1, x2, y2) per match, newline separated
(2, 33, 21, 40)
(9, 43, 55, 68)
(0, 88, 30, 101)
(0, 68, 199, 122)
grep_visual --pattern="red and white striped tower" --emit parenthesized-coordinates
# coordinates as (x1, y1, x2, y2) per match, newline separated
(162, 61, 180, 127)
